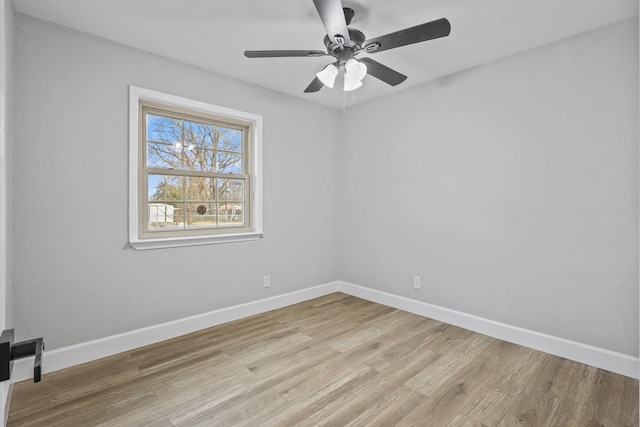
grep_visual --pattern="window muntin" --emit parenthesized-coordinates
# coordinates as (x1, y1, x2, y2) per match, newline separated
(141, 103, 251, 237)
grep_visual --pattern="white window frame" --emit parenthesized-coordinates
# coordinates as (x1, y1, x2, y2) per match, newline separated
(129, 86, 263, 250)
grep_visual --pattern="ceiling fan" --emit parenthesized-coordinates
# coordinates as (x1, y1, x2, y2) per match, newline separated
(244, 0, 451, 93)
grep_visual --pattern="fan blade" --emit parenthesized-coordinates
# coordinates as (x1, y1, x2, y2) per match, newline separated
(312, 0, 351, 45)
(304, 77, 324, 93)
(358, 58, 407, 86)
(363, 18, 451, 54)
(244, 50, 326, 58)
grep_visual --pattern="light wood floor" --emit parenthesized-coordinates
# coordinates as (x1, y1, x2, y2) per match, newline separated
(7, 293, 639, 426)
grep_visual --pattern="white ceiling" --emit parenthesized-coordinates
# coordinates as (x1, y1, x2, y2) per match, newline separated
(12, 0, 639, 109)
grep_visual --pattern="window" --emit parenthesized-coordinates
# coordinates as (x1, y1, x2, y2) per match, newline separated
(129, 86, 263, 250)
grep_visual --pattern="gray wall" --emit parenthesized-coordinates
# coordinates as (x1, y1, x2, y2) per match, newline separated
(2, 0, 15, 419)
(12, 15, 341, 350)
(1, 0, 14, 331)
(340, 19, 639, 356)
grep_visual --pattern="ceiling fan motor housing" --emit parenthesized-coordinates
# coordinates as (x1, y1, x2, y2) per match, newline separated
(324, 28, 365, 64)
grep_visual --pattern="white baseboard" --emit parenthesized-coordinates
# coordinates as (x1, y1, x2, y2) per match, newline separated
(337, 281, 639, 379)
(12, 282, 340, 382)
(13, 280, 638, 382)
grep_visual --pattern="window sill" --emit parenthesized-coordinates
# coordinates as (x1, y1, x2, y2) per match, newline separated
(129, 231, 264, 251)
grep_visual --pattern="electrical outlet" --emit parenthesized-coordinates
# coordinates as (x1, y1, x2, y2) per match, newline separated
(413, 276, 422, 290)
(263, 275, 271, 288)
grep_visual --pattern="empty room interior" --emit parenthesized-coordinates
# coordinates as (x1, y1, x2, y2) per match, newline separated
(0, 0, 639, 425)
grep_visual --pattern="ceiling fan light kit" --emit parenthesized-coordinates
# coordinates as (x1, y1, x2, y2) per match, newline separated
(244, 0, 450, 93)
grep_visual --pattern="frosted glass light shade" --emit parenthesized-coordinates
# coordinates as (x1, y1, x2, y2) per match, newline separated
(345, 59, 367, 80)
(344, 58, 367, 92)
(344, 59, 367, 91)
(343, 78, 363, 91)
(316, 64, 338, 88)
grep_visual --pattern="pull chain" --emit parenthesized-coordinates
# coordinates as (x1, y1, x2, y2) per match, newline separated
(343, 90, 346, 115)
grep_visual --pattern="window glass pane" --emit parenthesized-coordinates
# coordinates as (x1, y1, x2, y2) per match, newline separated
(218, 127, 243, 153)
(217, 151, 243, 174)
(147, 114, 181, 143)
(185, 202, 218, 229)
(147, 142, 183, 169)
(148, 174, 182, 201)
(183, 147, 216, 172)
(217, 178, 244, 202)
(217, 203, 244, 227)
(185, 177, 214, 202)
(183, 119, 215, 171)
(183, 120, 215, 150)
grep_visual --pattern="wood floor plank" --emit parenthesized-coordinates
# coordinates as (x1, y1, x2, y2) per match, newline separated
(457, 344, 545, 424)
(7, 293, 638, 427)
(591, 368, 640, 426)
(323, 309, 425, 353)
(397, 354, 496, 425)
(496, 389, 565, 426)
(11, 379, 159, 427)
(247, 343, 342, 382)
(310, 373, 417, 426)
(96, 413, 175, 427)
(342, 384, 427, 427)
(404, 333, 493, 394)
(173, 387, 285, 426)
(546, 359, 600, 426)
(306, 369, 384, 425)
(448, 414, 489, 427)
